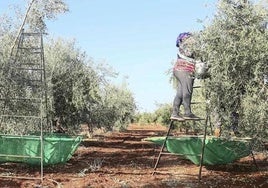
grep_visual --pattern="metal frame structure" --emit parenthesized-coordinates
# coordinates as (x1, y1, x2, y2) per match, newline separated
(151, 83, 258, 181)
(152, 120, 208, 182)
(0, 29, 48, 182)
(151, 84, 209, 182)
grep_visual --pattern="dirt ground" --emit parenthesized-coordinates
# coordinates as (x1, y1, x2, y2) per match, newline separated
(0, 124, 267, 188)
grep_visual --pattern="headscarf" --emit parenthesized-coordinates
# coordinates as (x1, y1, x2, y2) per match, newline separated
(176, 32, 191, 47)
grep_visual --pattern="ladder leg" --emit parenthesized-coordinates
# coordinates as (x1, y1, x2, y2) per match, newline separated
(249, 142, 259, 170)
(198, 114, 208, 182)
(152, 120, 174, 175)
(251, 151, 258, 170)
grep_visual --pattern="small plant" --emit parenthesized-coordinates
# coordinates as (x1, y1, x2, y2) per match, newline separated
(78, 158, 104, 177)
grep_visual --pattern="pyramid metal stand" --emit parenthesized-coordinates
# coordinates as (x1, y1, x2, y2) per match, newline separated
(152, 85, 209, 182)
(152, 118, 208, 181)
(0, 29, 48, 182)
(152, 81, 258, 180)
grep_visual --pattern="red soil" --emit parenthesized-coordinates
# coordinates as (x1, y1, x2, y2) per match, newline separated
(0, 124, 267, 188)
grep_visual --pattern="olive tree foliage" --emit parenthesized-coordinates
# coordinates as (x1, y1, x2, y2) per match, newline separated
(153, 103, 173, 125)
(45, 39, 136, 131)
(44, 38, 101, 129)
(96, 83, 136, 131)
(0, 15, 13, 79)
(0, 0, 69, 134)
(23, 0, 68, 32)
(195, 0, 268, 140)
(0, 1, 136, 133)
(0, 0, 68, 92)
(134, 112, 156, 124)
(134, 103, 172, 126)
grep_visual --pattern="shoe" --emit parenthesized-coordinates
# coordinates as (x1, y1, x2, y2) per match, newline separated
(170, 115, 185, 121)
(183, 113, 200, 120)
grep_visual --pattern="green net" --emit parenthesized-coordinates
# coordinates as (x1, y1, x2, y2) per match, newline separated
(0, 133, 82, 166)
(144, 136, 252, 165)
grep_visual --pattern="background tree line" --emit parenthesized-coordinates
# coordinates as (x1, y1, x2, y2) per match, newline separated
(0, 0, 267, 145)
(0, 0, 136, 134)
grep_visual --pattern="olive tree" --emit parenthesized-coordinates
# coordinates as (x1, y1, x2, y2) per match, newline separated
(45, 38, 136, 132)
(0, 1, 137, 134)
(196, 0, 268, 140)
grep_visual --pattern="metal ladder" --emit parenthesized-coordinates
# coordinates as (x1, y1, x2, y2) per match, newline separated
(0, 29, 48, 182)
(152, 84, 209, 182)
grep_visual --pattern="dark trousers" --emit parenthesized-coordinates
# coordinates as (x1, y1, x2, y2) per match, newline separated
(172, 70, 194, 116)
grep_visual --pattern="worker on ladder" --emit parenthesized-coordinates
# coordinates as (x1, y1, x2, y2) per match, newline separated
(170, 32, 203, 121)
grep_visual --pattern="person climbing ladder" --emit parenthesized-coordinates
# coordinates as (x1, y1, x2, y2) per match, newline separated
(170, 32, 201, 121)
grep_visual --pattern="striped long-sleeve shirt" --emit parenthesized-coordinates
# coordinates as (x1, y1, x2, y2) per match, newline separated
(174, 51, 196, 73)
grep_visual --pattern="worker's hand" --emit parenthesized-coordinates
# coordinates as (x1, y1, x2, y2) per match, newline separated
(214, 128, 221, 137)
(195, 61, 209, 79)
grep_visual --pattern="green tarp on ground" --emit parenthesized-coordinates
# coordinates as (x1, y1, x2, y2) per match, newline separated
(0, 133, 82, 166)
(144, 136, 252, 165)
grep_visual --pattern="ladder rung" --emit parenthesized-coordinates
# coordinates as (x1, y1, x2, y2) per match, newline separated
(22, 32, 47, 36)
(185, 118, 205, 121)
(18, 47, 41, 50)
(191, 102, 205, 104)
(13, 79, 43, 82)
(0, 154, 42, 159)
(19, 62, 42, 66)
(21, 51, 43, 54)
(0, 115, 42, 119)
(0, 134, 42, 138)
(159, 152, 184, 156)
(171, 117, 205, 121)
(158, 152, 201, 157)
(12, 67, 44, 71)
(0, 98, 42, 102)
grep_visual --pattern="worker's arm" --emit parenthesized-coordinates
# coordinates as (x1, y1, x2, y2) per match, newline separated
(177, 51, 196, 64)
